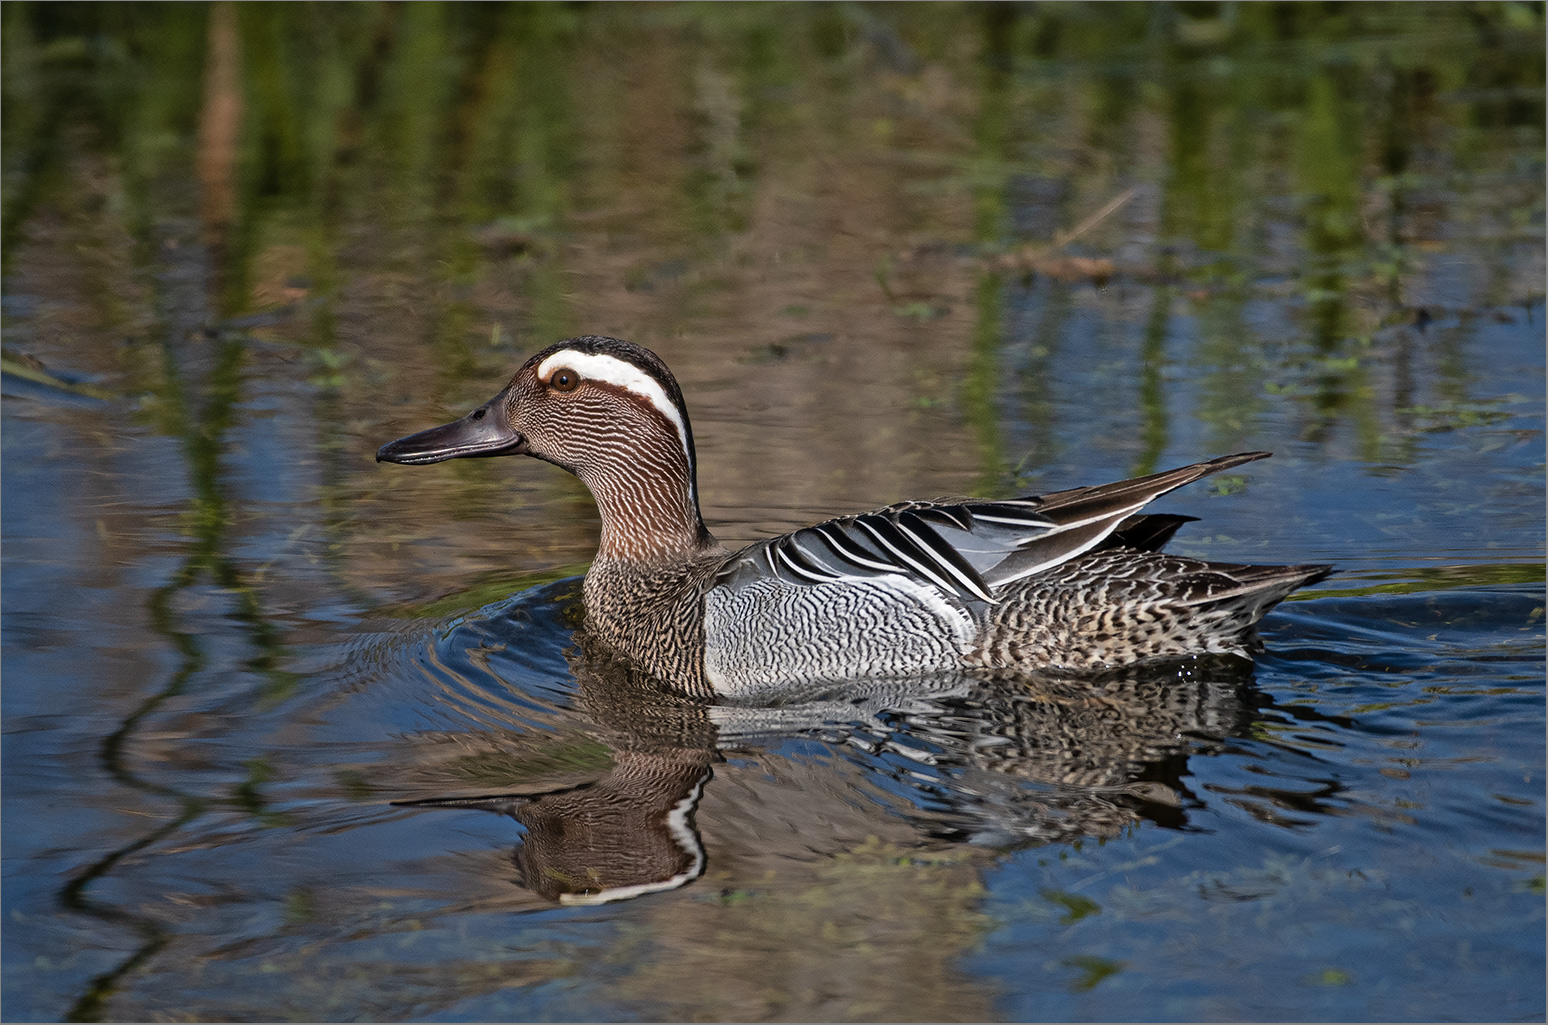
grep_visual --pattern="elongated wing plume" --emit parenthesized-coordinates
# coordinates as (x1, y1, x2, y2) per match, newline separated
(978, 452, 1269, 589)
(714, 452, 1272, 605)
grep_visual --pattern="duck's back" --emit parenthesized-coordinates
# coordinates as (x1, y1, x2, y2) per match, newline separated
(967, 547, 1330, 670)
(696, 453, 1330, 695)
(702, 541, 1328, 694)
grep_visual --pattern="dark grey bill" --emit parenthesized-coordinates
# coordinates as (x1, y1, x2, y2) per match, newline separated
(376, 394, 527, 465)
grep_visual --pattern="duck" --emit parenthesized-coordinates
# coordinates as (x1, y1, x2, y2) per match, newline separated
(377, 334, 1330, 698)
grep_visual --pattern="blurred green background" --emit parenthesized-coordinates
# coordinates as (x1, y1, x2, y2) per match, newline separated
(4, 1, 1542, 597)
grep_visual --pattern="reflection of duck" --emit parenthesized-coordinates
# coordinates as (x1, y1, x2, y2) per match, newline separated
(396, 642, 718, 906)
(395, 642, 720, 906)
(705, 656, 1264, 848)
(395, 613, 1267, 904)
(379, 335, 1329, 695)
(400, 748, 711, 906)
(862, 660, 1261, 846)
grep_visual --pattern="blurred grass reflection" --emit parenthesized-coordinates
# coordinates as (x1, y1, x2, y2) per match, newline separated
(6, 4, 1538, 401)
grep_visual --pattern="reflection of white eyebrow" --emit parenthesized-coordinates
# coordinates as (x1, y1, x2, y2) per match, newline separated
(555, 773, 707, 906)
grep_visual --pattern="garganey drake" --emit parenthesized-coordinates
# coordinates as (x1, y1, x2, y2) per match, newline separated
(378, 335, 1330, 698)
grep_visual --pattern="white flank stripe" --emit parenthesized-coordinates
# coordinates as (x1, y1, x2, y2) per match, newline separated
(815, 524, 898, 572)
(775, 544, 835, 584)
(972, 512, 1053, 528)
(1035, 499, 1149, 535)
(991, 504, 1147, 586)
(893, 519, 989, 598)
(852, 518, 958, 595)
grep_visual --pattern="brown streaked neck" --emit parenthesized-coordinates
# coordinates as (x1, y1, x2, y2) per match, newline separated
(575, 437, 719, 564)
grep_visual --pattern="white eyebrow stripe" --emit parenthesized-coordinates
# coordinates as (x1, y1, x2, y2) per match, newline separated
(537, 349, 690, 454)
(537, 349, 701, 509)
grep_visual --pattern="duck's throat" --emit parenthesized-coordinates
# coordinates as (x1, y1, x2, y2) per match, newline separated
(581, 456, 713, 562)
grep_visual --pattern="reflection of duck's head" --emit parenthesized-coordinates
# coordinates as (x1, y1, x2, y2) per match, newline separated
(397, 744, 711, 906)
(510, 748, 711, 905)
(397, 645, 719, 906)
(514, 643, 720, 905)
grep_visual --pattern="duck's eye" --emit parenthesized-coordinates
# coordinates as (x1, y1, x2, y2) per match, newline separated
(549, 368, 580, 393)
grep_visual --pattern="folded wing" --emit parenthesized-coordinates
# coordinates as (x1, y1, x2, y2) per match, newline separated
(712, 452, 1271, 605)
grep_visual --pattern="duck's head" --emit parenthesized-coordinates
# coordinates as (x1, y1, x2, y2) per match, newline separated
(377, 335, 713, 558)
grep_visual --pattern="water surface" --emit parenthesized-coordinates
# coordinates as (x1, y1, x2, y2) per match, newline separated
(3, 4, 1544, 1021)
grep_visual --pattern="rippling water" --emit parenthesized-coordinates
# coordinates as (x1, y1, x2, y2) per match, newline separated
(3, 4, 1543, 1021)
